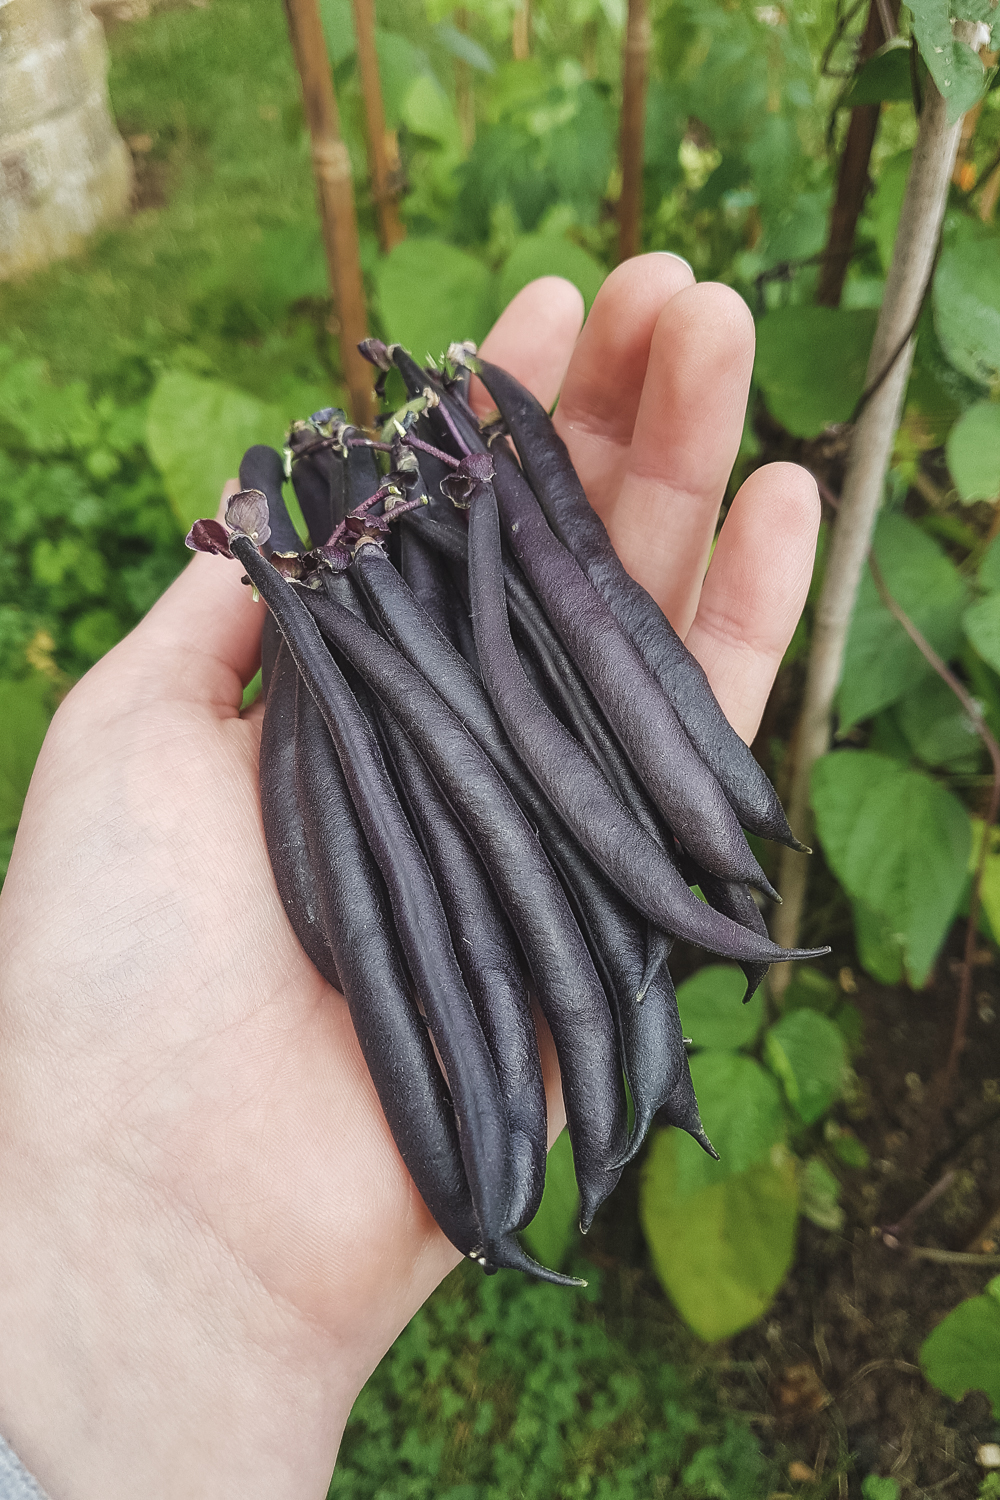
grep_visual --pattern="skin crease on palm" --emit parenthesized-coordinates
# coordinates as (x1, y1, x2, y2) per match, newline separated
(0, 257, 819, 1500)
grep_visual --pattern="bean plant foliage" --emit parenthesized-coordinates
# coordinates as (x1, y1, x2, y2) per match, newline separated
(528, 963, 859, 1341)
(3, 0, 1000, 1458)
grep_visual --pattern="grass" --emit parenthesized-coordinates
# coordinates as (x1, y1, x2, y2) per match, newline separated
(0, 0, 345, 417)
(330, 1258, 774, 1499)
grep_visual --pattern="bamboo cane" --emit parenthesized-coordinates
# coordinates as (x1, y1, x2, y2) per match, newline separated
(284, 0, 374, 427)
(512, 0, 530, 61)
(455, 8, 475, 152)
(617, 0, 650, 263)
(771, 29, 978, 993)
(351, 0, 405, 252)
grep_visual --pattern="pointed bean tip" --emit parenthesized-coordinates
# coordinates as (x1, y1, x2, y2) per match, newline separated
(492, 1237, 585, 1287)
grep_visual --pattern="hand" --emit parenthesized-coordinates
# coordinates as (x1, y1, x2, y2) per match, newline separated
(0, 257, 819, 1500)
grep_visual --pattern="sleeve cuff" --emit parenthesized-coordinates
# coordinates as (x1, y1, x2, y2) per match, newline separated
(0, 1435, 52, 1500)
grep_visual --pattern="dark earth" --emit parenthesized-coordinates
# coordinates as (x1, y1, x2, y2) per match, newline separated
(587, 932, 1000, 1498)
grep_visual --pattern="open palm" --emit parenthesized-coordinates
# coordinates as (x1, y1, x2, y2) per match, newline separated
(0, 256, 819, 1500)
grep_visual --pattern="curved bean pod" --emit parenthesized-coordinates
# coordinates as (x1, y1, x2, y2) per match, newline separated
(401, 501, 666, 836)
(489, 442, 775, 894)
(370, 695, 548, 1233)
(465, 476, 829, 968)
(290, 663, 480, 1256)
(691, 865, 770, 1006)
(474, 358, 805, 852)
(657, 1052, 718, 1160)
(299, 569, 628, 1229)
(400, 525, 467, 652)
(545, 825, 686, 1165)
(259, 638, 341, 992)
(232, 536, 516, 1268)
(312, 568, 573, 1279)
(288, 439, 344, 547)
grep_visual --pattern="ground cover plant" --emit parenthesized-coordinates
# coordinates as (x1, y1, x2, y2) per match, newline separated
(3, 0, 1000, 1491)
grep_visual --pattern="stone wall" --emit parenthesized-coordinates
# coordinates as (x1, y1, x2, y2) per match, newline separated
(0, 0, 133, 280)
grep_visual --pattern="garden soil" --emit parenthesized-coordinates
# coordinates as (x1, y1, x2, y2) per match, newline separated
(589, 939, 1000, 1499)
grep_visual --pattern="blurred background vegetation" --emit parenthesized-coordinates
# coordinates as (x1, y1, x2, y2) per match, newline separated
(2, 0, 1000, 1493)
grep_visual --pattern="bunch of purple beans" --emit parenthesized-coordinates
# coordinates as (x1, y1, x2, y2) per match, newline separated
(187, 339, 828, 1286)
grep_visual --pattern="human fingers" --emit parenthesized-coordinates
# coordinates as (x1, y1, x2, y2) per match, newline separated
(471, 277, 585, 415)
(602, 282, 755, 639)
(683, 462, 820, 743)
(552, 253, 695, 512)
(90, 479, 266, 713)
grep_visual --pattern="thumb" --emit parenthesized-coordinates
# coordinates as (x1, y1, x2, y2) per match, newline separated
(112, 480, 267, 711)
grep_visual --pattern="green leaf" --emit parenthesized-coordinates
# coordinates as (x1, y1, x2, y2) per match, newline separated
(811, 751, 971, 987)
(520, 1128, 579, 1271)
(799, 1156, 845, 1232)
(764, 1010, 847, 1125)
(839, 512, 968, 728)
(0, 674, 52, 832)
(895, 672, 981, 771)
(969, 819, 1000, 945)
(498, 234, 605, 316)
(947, 401, 1000, 503)
(908, 0, 988, 122)
(833, 1001, 865, 1052)
(754, 307, 877, 439)
(640, 1132, 798, 1341)
(934, 216, 1000, 387)
(672, 1053, 786, 1199)
(868, 152, 912, 274)
(145, 372, 284, 532)
(675, 964, 765, 1052)
(981, 535, 1000, 594)
(782, 964, 840, 1015)
(828, 1124, 870, 1169)
(373, 238, 495, 358)
(842, 42, 915, 107)
(851, 897, 906, 984)
(965, 593, 1000, 675)
(954, 0, 997, 20)
(862, 1479, 902, 1500)
(318, 0, 356, 66)
(70, 608, 125, 665)
(921, 1289, 1000, 1415)
(376, 32, 436, 130)
(401, 73, 461, 146)
(434, 22, 495, 72)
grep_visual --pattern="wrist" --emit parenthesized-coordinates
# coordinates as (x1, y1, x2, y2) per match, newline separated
(0, 1060, 365, 1500)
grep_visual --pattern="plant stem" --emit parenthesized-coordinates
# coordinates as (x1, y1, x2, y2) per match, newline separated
(816, 0, 899, 307)
(455, 8, 475, 151)
(771, 39, 974, 993)
(905, 1247, 1000, 1265)
(284, 0, 374, 427)
(617, 0, 650, 263)
(866, 552, 1000, 1105)
(880, 1169, 956, 1245)
(351, 0, 406, 253)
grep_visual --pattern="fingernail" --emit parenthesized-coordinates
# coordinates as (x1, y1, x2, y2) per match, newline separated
(655, 251, 694, 276)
